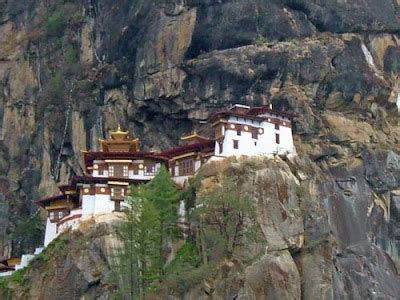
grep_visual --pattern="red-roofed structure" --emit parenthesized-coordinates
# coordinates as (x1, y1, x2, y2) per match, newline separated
(35, 104, 297, 247)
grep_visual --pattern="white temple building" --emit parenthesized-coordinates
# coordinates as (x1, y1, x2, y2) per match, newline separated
(35, 104, 297, 247)
(210, 104, 296, 157)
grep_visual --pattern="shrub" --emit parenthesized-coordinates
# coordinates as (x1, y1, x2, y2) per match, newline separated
(10, 268, 27, 284)
(0, 277, 12, 298)
(255, 35, 268, 46)
(64, 44, 79, 64)
(45, 71, 65, 102)
(165, 242, 201, 275)
(46, 10, 66, 37)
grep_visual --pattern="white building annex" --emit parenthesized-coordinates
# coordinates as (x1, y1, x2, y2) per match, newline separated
(34, 104, 297, 248)
(210, 104, 296, 157)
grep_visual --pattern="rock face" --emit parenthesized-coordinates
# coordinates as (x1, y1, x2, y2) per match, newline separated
(0, 0, 398, 298)
(176, 156, 400, 299)
(5, 219, 122, 300)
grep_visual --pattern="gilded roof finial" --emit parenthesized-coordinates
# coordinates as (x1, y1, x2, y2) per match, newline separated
(117, 124, 122, 132)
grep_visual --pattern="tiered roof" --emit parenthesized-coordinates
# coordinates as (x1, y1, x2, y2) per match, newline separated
(209, 104, 297, 123)
(160, 139, 215, 159)
(99, 125, 140, 152)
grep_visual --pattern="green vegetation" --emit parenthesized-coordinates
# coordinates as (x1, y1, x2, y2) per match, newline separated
(9, 268, 27, 284)
(0, 277, 13, 299)
(46, 10, 66, 38)
(64, 44, 79, 64)
(113, 162, 261, 298)
(11, 213, 44, 256)
(255, 35, 268, 46)
(160, 241, 208, 294)
(112, 166, 180, 299)
(193, 175, 259, 261)
(49, 71, 65, 99)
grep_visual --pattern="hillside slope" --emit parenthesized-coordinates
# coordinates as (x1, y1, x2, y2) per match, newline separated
(1, 157, 400, 299)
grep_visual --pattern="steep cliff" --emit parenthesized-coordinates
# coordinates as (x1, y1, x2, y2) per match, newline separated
(2, 155, 400, 299)
(0, 0, 399, 298)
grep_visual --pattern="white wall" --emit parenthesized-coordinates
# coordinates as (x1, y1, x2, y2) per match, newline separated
(172, 176, 191, 186)
(93, 194, 115, 214)
(92, 162, 162, 180)
(44, 218, 58, 247)
(82, 194, 116, 216)
(58, 209, 83, 233)
(82, 195, 95, 216)
(215, 116, 295, 157)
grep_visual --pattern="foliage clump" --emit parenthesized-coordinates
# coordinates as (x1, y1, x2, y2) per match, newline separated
(113, 161, 262, 298)
(46, 10, 66, 38)
(112, 166, 180, 299)
(11, 213, 44, 256)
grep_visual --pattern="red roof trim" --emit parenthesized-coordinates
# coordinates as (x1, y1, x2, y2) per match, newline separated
(84, 151, 168, 161)
(58, 213, 82, 226)
(209, 106, 297, 123)
(69, 176, 149, 186)
(34, 194, 68, 208)
(161, 140, 215, 158)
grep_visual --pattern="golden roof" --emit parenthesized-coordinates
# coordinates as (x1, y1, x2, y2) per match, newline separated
(180, 130, 209, 144)
(99, 124, 140, 152)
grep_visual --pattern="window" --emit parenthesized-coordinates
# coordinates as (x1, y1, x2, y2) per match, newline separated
(233, 140, 239, 149)
(252, 131, 258, 139)
(133, 164, 139, 175)
(123, 165, 129, 177)
(114, 201, 121, 212)
(275, 123, 280, 130)
(237, 129, 241, 136)
(114, 165, 124, 177)
(111, 187, 124, 200)
(219, 142, 223, 154)
(276, 134, 280, 144)
(179, 159, 194, 176)
(98, 168, 104, 176)
(217, 126, 224, 138)
(108, 165, 114, 177)
(49, 210, 69, 222)
(144, 164, 155, 176)
(254, 142, 257, 146)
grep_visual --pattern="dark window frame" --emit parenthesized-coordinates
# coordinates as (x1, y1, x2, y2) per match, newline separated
(179, 159, 195, 176)
(144, 164, 155, 176)
(233, 140, 239, 149)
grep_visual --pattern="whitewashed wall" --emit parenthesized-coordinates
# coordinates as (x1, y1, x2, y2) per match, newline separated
(215, 115, 295, 157)
(44, 218, 58, 246)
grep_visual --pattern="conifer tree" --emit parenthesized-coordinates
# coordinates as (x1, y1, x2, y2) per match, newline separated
(144, 166, 180, 273)
(113, 167, 180, 298)
(114, 186, 161, 299)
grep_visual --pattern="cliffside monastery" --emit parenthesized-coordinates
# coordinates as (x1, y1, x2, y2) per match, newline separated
(35, 104, 297, 247)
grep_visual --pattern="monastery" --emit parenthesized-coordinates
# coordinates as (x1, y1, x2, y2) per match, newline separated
(35, 104, 296, 247)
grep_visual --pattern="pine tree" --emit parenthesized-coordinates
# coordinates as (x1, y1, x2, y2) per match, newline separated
(114, 185, 161, 299)
(144, 166, 180, 273)
(113, 167, 180, 298)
